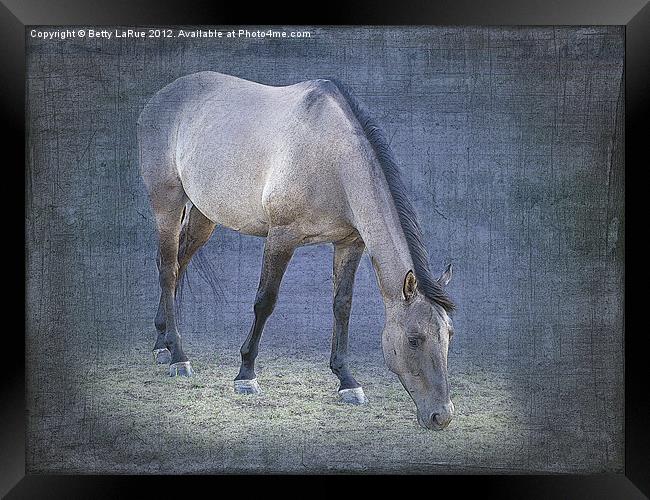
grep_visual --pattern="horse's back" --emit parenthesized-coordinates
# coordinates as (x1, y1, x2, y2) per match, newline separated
(140, 72, 363, 241)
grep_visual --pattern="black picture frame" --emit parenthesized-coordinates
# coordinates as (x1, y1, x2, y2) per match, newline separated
(4, 0, 647, 497)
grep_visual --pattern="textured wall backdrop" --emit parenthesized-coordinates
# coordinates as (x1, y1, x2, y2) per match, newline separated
(26, 26, 624, 473)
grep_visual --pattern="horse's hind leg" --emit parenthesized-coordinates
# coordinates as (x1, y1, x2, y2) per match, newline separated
(152, 254, 172, 364)
(234, 228, 297, 394)
(152, 204, 216, 364)
(148, 183, 195, 376)
(331, 238, 367, 404)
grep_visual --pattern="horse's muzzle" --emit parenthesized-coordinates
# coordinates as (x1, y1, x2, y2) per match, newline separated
(419, 401, 454, 430)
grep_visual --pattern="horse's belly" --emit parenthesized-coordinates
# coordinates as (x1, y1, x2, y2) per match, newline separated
(180, 172, 269, 237)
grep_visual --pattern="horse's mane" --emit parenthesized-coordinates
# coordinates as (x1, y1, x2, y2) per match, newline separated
(328, 79, 455, 312)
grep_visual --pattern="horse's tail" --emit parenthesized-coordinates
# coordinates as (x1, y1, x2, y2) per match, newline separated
(174, 202, 225, 322)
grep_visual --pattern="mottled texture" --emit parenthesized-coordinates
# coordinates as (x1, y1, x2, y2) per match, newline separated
(25, 26, 624, 473)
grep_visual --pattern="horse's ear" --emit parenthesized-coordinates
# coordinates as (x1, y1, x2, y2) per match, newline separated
(403, 270, 418, 301)
(437, 263, 453, 286)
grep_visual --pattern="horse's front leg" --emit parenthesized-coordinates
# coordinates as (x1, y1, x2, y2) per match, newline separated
(234, 228, 297, 394)
(331, 238, 367, 404)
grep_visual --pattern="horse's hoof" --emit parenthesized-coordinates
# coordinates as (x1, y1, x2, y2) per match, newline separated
(153, 348, 171, 365)
(169, 361, 193, 377)
(338, 387, 367, 405)
(234, 378, 261, 395)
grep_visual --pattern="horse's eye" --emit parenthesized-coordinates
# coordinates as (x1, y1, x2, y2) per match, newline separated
(407, 337, 420, 349)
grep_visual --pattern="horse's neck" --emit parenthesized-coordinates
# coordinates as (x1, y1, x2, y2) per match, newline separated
(347, 160, 413, 305)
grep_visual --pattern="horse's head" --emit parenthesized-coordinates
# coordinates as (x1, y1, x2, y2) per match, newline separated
(382, 265, 455, 430)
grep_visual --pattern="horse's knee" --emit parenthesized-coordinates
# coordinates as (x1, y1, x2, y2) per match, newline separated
(253, 291, 277, 317)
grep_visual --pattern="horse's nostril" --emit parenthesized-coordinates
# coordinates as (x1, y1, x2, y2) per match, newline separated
(431, 412, 451, 428)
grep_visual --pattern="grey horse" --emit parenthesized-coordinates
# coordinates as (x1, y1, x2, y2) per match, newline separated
(138, 71, 456, 430)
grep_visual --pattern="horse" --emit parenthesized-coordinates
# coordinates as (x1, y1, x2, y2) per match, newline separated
(138, 71, 456, 430)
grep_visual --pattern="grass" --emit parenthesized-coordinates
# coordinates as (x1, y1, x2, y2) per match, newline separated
(26, 336, 605, 474)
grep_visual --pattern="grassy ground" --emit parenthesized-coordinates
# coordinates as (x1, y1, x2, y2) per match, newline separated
(28, 335, 548, 474)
